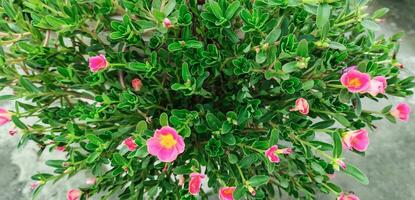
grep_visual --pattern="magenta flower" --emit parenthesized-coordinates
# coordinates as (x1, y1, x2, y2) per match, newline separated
(88, 54, 108, 72)
(341, 66, 357, 74)
(0, 108, 11, 125)
(123, 137, 138, 151)
(147, 126, 185, 162)
(290, 98, 309, 115)
(131, 78, 142, 91)
(265, 145, 292, 163)
(337, 192, 360, 200)
(188, 173, 205, 195)
(391, 103, 411, 122)
(163, 18, 172, 28)
(67, 189, 81, 200)
(219, 187, 236, 200)
(365, 76, 387, 96)
(342, 129, 369, 152)
(340, 69, 371, 93)
(56, 146, 66, 152)
(30, 181, 40, 190)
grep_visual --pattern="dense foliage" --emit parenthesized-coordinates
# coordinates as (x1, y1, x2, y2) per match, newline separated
(0, 0, 413, 199)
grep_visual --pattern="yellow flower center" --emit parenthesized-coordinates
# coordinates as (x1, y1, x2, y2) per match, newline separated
(160, 133, 177, 149)
(348, 78, 361, 88)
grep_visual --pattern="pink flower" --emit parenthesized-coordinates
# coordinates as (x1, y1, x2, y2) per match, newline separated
(56, 146, 66, 152)
(0, 108, 11, 125)
(340, 69, 371, 93)
(88, 54, 108, 72)
(147, 126, 185, 162)
(391, 103, 411, 122)
(342, 129, 369, 152)
(67, 189, 81, 200)
(219, 187, 236, 200)
(189, 173, 205, 195)
(123, 137, 138, 151)
(178, 175, 185, 187)
(265, 145, 280, 163)
(365, 76, 387, 96)
(31, 181, 40, 190)
(163, 18, 172, 28)
(333, 158, 347, 171)
(290, 98, 309, 115)
(86, 177, 96, 185)
(337, 192, 360, 200)
(131, 78, 142, 91)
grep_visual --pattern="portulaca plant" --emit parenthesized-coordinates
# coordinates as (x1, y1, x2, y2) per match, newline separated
(0, 0, 413, 200)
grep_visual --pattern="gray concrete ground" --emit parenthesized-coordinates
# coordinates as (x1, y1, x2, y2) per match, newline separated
(1, 1, 415, 199)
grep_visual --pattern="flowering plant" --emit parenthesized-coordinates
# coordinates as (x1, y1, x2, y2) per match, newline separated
(0, 0, 413, 200)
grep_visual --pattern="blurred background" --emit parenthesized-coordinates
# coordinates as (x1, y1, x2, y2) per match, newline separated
(1, 1, 415, 199)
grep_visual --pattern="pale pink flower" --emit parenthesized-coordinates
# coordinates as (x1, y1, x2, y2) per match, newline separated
(131, 78, 142, 91)
(67, 189, 81, 200)
(337, 192, 360, 200)
(56, 146, 66, 152)
(340, 69, 371, 93)
(327, 173, 336, 180)
(0, 108, 11, 125)
(178, 175, 185, 187)
(189, 173, 205, 195)
(147, 126, 185, 162)
(290, 98, 309, 115)
(342, 129, 369, 152)
(163, 18, 172, 28)
(365, 76, 387, 96)
(123, 137, 138, 151)
(391, 103, 411, 122)
(88, 54, 108, 72)
(86, 177, 96, 185)
(219, 187, 236, 200)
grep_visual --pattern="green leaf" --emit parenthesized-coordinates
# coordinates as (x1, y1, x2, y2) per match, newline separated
(265, 27, 281, 43)
(0, 94, 17, 101)
(209, 0, 223, 19)
(185, 40, 203, 49)
(181, 62, 191, 82)
(225, 1, 240, 20)
(248, 175, 270, 187)
(86, 134, 103, 145)
(11, 116, 28, 129)
(19, 77, 40, 93)
(361, 19, 380, 31)
(316, 4, 331, 31)
(328, 41, 346, 51)
(127, 62, 149, 72)
(233, 185, 247, 200)
(332, 132, 342, 158)
(86, 152, 101, 163)
(342, 163, 369, 185)
(45, 16, 67, 28)
(113, 153, 128, 166)
(282, 61, 298, 73)
(206, 113, 221, 130)
(136, 120, 147, 135)
(222, 133, 236, 145)
(159, 112, 169, 126)
(255, 49, 267, 64)
(168, 42, 183, 52)
(297, 39, 309, 57)
(331, 113, 351, 127)
(228, 153, 238, 164)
